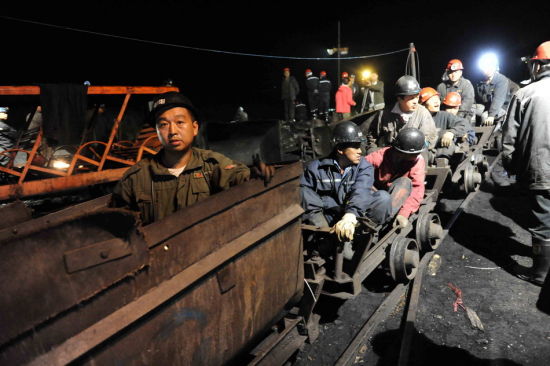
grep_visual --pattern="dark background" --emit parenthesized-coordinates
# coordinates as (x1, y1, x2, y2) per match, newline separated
(2, 0, 549, 122)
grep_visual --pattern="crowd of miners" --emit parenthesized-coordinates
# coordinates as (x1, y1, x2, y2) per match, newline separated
(99, 41, 550, 315)
(1, 40, 548, 315)
(292, 41, 550, 315)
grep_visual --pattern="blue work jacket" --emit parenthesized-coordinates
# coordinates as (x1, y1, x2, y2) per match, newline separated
(300, 155, 376, 222)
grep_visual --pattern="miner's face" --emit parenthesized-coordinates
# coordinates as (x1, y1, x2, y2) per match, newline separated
(398, 94, 419, 112)
(448, 69, 463, 83)
(156, 107, 198, 153)
(425, 95, 441, 112)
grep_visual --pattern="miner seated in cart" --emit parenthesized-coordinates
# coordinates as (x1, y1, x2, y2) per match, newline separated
(300, 124, 426, 259)
(419, 87, 475, 163)
(364, 127, 426, 230)
(111, 92, 274, 225)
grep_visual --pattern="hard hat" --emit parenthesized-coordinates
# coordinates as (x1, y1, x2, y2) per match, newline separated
(442, 92, 462, 107)
(419, 87, 439, 104)
(446, 59, 464, 71)
(332, 121, 366, 145)
(283, 67, 290, 72)
(305, 68, 312, 76)
(341, 72, 349, 78)
(531, 41, 550, 61)
(392, 128, 426, 154)
(150, 92, 199, 122)
(320, 71, 327, 76)
(395, 75, 421, 96)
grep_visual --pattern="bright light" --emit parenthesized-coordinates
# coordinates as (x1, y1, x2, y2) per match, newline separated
(326, 47, 349, 56)
(52, 160, 70, 169)
(478, 52, 499, 72)
(361, 69, 372, 80)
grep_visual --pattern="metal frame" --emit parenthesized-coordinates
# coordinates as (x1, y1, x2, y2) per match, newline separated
(0, 86, 179, 201)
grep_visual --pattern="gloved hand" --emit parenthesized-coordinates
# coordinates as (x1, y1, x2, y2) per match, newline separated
(483, 116, 495, 126)
(440, 131, 454, 147)
(334, 213, 357, 242)
(393, 214, 409, 229)
(251, 154, 276, 186)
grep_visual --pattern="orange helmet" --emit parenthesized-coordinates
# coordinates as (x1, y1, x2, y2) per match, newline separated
(446, 59, 464, 71)
(531, 41, 550, 61)
(443, 92, 462, 107)
(320, 70, 327, 76)
(341, 71, 349, 78)
(305, 68, 312, 75)
(419, 87, 439, 104)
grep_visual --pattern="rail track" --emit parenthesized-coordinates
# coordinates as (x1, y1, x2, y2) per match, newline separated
(321, 151, 501, 366)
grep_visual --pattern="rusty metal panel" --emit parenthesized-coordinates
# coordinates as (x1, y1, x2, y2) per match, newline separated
(0, 209, 149, 346)
(0, 162, 304, 365)
(142, 160, 304, 246)
(0, 200, 32, 229)
(80, 221, 304, 366)
(64, 238, 133, 273)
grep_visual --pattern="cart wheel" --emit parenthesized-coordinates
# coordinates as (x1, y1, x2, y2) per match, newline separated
(416, 212, 444, 252)
(463, 164, 482, 193)
(389, 237, 420, 283)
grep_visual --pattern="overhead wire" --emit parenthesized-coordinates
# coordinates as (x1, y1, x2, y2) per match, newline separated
(0, 15, 409, 61)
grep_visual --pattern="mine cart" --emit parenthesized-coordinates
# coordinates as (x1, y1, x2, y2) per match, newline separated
(0, 162, 308, 365)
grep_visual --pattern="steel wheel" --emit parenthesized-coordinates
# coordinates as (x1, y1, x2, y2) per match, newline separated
(416, 212, 444, 252)
(463, 164, 482, 193)
(389, 237, 420, 283)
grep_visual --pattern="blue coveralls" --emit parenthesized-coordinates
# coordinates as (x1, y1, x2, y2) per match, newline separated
(300, 156, 391, 227)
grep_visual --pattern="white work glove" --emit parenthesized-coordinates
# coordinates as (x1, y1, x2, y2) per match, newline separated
(483, 116, 495, 126)
(334, 213, 357, 242)
(440, 131, 454, 147)
(393, 215, 409, 229)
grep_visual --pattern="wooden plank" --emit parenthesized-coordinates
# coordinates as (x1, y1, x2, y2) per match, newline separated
(27, 204, 304, 366)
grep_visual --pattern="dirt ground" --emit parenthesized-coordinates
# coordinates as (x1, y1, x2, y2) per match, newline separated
(295, 164, 550, 365)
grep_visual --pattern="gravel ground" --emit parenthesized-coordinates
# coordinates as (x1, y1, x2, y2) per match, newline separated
(406, 182, 550, 366)
(294, 160, 550, 365)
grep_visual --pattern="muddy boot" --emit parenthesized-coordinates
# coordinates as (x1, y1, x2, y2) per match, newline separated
(514, 238, 550, 286)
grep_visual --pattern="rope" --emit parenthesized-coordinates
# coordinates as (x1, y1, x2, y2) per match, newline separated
(0, 15, 409, 61)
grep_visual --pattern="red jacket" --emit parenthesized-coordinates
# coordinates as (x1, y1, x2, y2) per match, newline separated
(335, 85, 356, 113)
(365, 147, 425, 218)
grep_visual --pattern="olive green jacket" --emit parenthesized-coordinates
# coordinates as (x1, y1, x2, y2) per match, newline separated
(112, 148, 250, 224)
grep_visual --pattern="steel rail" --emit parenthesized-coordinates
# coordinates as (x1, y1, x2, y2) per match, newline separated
(396, 152, 502, 366)
(332, 151, 501, 366)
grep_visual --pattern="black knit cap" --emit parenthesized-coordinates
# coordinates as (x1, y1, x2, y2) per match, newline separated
(150, 92, 200, 122)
